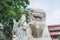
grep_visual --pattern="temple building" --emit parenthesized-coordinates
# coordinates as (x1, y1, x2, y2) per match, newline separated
(48, 24, 60, 40)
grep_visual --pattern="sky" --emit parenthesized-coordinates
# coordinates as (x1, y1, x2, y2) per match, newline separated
(27, 0, 60, 25)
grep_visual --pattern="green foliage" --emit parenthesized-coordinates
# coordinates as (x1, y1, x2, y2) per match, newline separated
(0, 0, 29, 40)
(58, 35, 60, 40)
(24, 9, 29, 23)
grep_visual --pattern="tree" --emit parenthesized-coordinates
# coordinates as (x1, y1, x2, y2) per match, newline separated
(0, 0, 29, 40)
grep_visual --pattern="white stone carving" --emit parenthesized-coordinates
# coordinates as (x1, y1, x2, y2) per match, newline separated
(12, 9, 52, 40)
(28, 8, 52, 40)
(13, 19, 18, 35)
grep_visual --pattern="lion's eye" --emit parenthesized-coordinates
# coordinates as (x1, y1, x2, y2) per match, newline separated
(33, 15, 42, 19)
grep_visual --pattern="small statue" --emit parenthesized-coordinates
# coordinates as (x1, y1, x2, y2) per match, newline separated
(13, 19, 18, 35)
(28, 9, 46, 37)
(17, 13, 32, 40)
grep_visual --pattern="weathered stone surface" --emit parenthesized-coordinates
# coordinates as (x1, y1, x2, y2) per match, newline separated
(27, 8, 52, 40)
(12, 35, 18, 40)
(28, 22, 45, 38)
(28, 9, 46, 37)
(12, 8, 52, 40)
(13, 19, 19, 35)
(29, 9, 45, 22)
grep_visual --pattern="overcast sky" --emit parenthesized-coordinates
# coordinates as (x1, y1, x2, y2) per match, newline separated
(28, 0, 60, 25)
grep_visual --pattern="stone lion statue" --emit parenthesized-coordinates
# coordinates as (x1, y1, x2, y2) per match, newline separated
(12, 9, 52, 40)
(28, 8, 52, 40)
